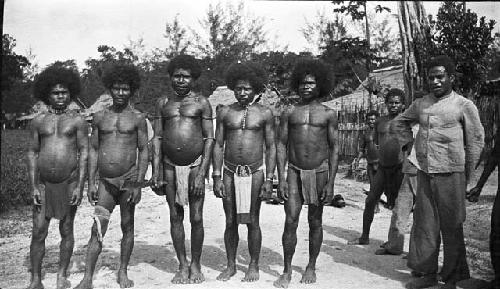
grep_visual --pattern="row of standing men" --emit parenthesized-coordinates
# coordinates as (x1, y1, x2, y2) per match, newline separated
(25, 54, 487, 289)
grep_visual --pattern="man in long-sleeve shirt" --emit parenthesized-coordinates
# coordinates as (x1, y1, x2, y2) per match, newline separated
(391, 55, 484, 289)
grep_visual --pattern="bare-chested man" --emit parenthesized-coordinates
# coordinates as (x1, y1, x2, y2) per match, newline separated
(151, 54, 214, 284)
(212, 62, 276, 282)
(274, 59, 339, 288)
(75, 64, 148, 289)
(348, 89, 405, 245)
(26, 66, 88, 289)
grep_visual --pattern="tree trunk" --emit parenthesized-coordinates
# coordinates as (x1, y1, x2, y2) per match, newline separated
(397, 1, 431, 107)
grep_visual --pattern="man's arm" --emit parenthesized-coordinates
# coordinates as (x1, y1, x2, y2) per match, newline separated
(322, 109, 339, 203)
(390, 101, 419, 147)
(193, 97, 215, 195)
(27, 117, 41, 205)
(87, 114, 100, 204)
(264, 108, 277, 180)
(152, 99, 163, 186)
(212, 105, 226, 198)
(356, 130, 366, 164)
(130, 114, 149, 204)
(462, 101, 485, 184)
(72, 116, 89, 205)
(277, 108, 289, 199)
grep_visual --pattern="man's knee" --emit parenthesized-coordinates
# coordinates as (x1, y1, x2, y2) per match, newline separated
(308, 217, 322, 230)
(32, 226, 49, 243)
(285, 215, 300, 231)
(190, 212, 203, 227)
(93, 205, 111, 242)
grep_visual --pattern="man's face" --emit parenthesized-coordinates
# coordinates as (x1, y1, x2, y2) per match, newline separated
(234, 80, 255, 107)
(386, 95, 403, 116)
(171, 68, 193, 96)
(48, 84, 70, 110)
(298, 74, 319, 101)
(428, 66, 454, 98)
(367, 115, 377, 128)
(110, 83, 132, 106)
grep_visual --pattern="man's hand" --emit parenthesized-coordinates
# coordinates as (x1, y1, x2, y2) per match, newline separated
(259, 179, 273, 200)
(87, 185, 99, 206)
(321, 182, 335, 205)
(151, 172, 160, 189)
(354, 157, 360, 168)
(466, 186, 482, 202)
(69, 186, 83, 206)
(213, 177, 225, 198)
(32, 186, 42, 206)
(191, 172, 205, 197)
(278, 180, 289, 201)
(128, 187, 142, 204)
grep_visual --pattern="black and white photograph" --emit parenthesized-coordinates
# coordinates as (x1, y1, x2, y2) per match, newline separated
(2, 1, 500, 288)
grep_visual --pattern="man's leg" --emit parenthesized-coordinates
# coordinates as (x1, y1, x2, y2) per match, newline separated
(244, 170, 264, 282)
(217, 171, 238, 281)
(188, 166, 205, 283)
(348, 167, 385, 245)
(406, 171, 439, 289)
(367, 164, 380, 214)
(27, 205, 50, 289)
(116, 190, 136, 288)
(56, 205, 77, 289)
(163, 164, 189, 284)
(274, 168, 302, 288)
(301, 170, 328, 284)
(377, 173, 415, 255)
(435, 172, 469, 286)
(74, 183, 116, 289)
(385, 164, 404, 210)
(491, 190, 500, 289)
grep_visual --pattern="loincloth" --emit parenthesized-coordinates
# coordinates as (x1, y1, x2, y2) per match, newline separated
(42, 169, 78, 220)
(224, 160, 264, 224)
(100, 164, 138, 196)
(288, 159, 329, 206)
(164, 155, 202, 206)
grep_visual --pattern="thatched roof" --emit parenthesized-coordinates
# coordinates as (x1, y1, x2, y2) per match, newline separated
(18, 100, 84, 120)
(323, 65, 404, 111)
(208, 86, 281, 115)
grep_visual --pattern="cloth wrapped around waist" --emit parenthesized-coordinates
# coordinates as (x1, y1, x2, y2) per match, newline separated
(100, 164, 138, 192)
(42, 169, 78, 220)
(164, 155, 202, 206)
(288, 159, 329, 206)
(224, 159, 264, 224)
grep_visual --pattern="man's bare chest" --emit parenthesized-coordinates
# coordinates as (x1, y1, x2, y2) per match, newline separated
(39, 115, 77, 138)
(99, 114, 136, 135)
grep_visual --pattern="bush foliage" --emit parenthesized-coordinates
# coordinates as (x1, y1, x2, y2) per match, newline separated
(1, 130, 31, 213)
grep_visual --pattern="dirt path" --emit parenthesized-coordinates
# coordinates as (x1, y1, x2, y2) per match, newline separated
(0, 167, 496, 289)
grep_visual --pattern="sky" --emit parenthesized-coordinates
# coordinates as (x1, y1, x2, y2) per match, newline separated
(4, 0, 500, 69)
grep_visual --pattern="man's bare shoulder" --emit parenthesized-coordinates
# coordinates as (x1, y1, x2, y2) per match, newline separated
(32, 113, 47, 127)
(216, 104, 231, 118)
(195, 94, 212, 107)
(254, 103, 274, 118)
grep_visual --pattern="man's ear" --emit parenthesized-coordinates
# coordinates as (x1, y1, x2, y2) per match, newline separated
(450, 73, 456, 83)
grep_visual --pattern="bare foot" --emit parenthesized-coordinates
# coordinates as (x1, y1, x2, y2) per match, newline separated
(172, 267, 190, 284)
(56, 275, 71, 289)
(73, 278, 92, 289)
(273, 273, 291, 288)
(26, 280, 44, 289)
(117, 269, 134, 288)
(216, 265, 237, 281)
(300, 266, 316, 284)
(242, 263, 259, 282)
(189, 263, 205, 284)
(347, 237, 369, 245)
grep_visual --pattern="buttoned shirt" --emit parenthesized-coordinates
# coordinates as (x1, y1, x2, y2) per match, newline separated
(391, 91, 484, 182)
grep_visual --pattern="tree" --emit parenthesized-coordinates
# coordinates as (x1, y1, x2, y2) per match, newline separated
(302, 11, 349, 55)
(2, 34, 30, 90)
(159, 14, 192, 59)
(429, 1, 496, 98)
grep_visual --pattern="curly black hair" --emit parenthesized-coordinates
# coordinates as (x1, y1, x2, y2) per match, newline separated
(225, 61, 267, 94)
(167, 54, 202, 80)
(290, 58, 333, 98)
(426, 55, 456, 74)
(385, 88, 405, 102)
(101, 63, 141, 93)
(33, 65, 81, 104)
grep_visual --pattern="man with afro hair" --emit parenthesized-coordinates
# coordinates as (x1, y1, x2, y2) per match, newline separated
(151, 54, 214, 284)
(391, 55, 484, 289)
(76, 63, 149, 289)
(212, 61, 276, 282)
(274, 58, 339, 288)
(27, 65, 88, 289)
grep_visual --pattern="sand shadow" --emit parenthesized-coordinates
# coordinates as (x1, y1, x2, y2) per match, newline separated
(201, 237, 298, 278)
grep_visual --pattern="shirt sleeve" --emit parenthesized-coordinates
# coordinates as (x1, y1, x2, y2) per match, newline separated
(462, 100, 485, 183)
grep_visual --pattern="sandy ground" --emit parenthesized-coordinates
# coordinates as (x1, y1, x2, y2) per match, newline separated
(0, 166, 497, 289)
